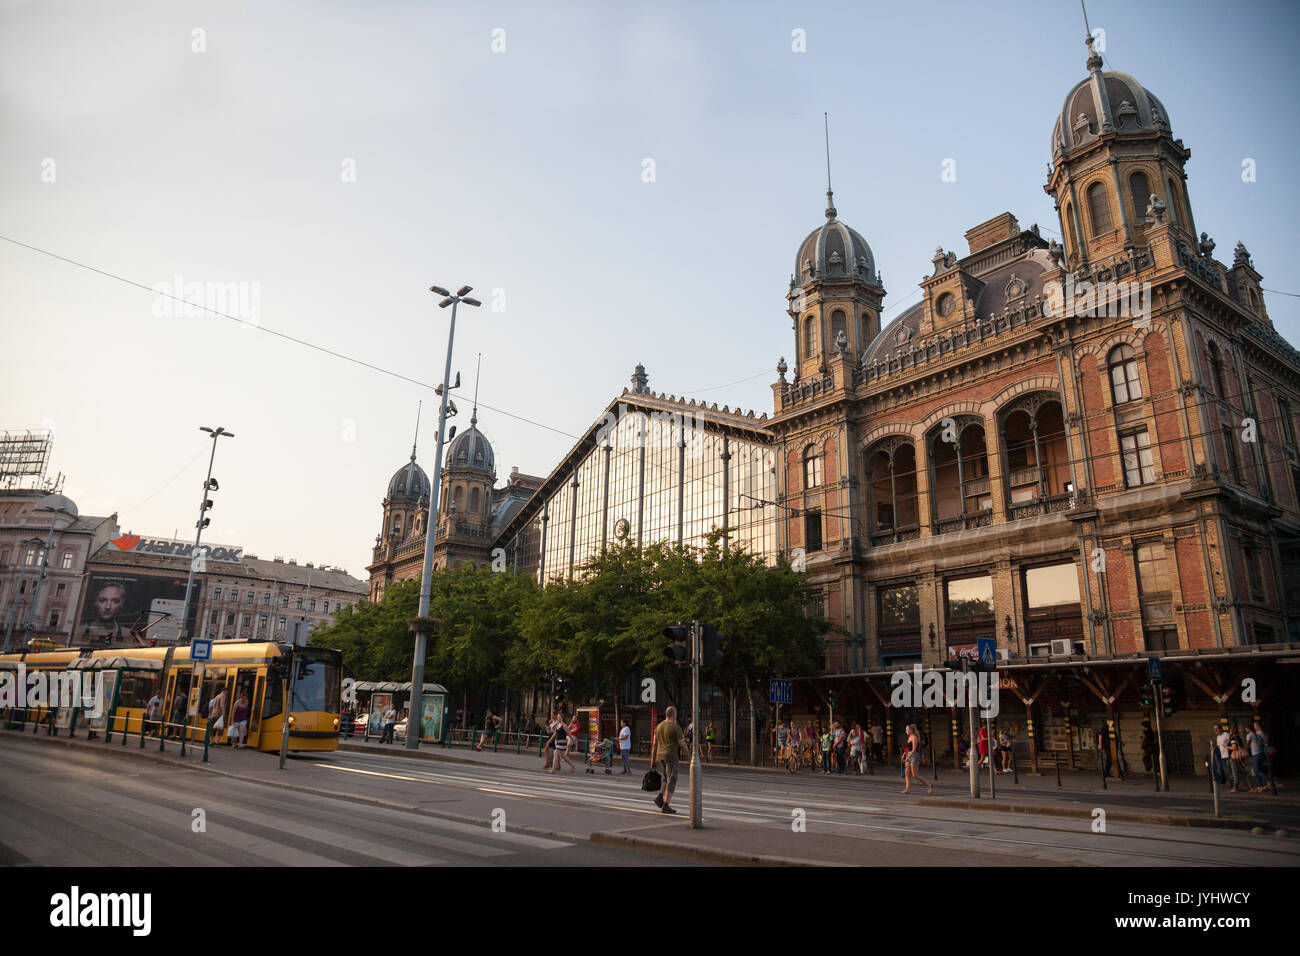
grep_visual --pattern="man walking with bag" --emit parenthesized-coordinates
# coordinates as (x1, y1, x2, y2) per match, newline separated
(649, 706, 686, 815)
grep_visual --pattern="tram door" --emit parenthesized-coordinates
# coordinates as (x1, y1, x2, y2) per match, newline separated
(247, 674, 266, 749)
(231, 668, 259, 747)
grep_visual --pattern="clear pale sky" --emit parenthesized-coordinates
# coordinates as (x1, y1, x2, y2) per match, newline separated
(3, 0, 1297, 578)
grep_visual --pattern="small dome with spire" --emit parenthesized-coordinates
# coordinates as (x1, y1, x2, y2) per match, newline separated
(387, 456, 431, 501)
(447, 423, 495, 475)
(1052, 35, 1173, 159)
(794, 203, 878, 286)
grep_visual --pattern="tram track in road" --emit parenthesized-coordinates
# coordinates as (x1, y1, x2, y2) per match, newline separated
(325, 749, 1297, 866)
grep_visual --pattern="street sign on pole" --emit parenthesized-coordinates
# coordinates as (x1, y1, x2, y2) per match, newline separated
(190, 638, 212, 662)
(769, 678, 793, 705)
(1148, 656, 1162, 682)
(977, 637, 997, 671)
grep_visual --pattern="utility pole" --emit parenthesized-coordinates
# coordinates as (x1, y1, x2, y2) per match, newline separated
(689, 619, 703, 829)
(410, 284, 480, 750)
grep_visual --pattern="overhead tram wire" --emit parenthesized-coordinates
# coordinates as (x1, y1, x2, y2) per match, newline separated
(0, 235, 776, 513)
(6, 235, 1295, 533)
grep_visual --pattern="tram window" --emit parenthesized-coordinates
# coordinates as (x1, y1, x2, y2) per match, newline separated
(116, 672, 155, 709)
(262, 672, 283, 719)
(200, 669, 227, 717)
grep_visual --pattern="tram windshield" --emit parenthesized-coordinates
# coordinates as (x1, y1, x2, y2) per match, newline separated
(290, 650, 341, 714)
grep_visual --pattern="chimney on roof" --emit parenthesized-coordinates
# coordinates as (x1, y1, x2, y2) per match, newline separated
(964, 212, 1020, 254)
(305, 562, 314, 568)
(273, 556, 283, 563)
(288, 559, 297, 565)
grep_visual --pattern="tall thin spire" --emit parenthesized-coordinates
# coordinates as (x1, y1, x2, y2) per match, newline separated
(1081, 0, 1102, 71)
(410, 400, 422, 461)
(824, 112, 836, 220)
(470, 353, 481, 429)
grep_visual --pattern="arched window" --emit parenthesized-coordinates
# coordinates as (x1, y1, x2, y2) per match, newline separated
(866, 441, 918, 542)
(930, 420, 991, 529)
(831, 310, 847, 353)
(1165, 178, 1180, 225)
(452, 484, 464, 512)
(470, 487, 481, 514)
(1002, 398, 1070, 509)
(1208, 342, 1227, 398)
(803, 445, 823, 489)
(1063, 201, 1078, 255)
(804, 316, 816, 358)
(1129, 172, 1151, 223)
(1086, 182, 1113, 236)
(1108, 344, 1142, 405)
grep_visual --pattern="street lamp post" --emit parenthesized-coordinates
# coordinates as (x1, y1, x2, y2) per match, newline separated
(178, 426, 233, 760)
(409, 284, 481, 750)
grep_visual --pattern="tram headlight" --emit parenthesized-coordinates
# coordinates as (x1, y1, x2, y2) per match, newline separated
(288, 715, 295, 727)
(332, 717, 339, 730)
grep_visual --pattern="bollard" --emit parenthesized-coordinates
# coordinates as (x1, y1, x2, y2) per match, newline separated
(1013, 749, 1019, 786)
(1054, 752, 1061, 788)
(932, 740, 938, 781)
(516, 732, 522, 755)
(1099, 750, 1107, 791)
(140, 713, 147, 749)
(1207, 757, 1220, 817)
(203, 719, 210, 763)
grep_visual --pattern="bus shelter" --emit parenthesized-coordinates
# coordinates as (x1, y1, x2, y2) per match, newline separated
(350, 681, 447, 742)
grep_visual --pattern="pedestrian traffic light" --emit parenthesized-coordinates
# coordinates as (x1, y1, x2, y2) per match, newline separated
(103, 635, 112, 647)
(701, 624, 724, 667)
(1161, 685, 1175, 718)
(828, 689, 838, 708)
(663, 625, 689, 665)
(1139, 684, 1155, 709)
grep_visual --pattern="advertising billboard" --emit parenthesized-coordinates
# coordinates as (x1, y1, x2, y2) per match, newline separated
(79, 572, 200, 645)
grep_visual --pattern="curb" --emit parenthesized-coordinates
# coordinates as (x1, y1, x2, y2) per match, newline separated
(588, 830, 836, 867)
(915, 795, 1276, 831)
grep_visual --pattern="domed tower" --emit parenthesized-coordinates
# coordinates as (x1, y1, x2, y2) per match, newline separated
(1045, 34, 1194, 270)
(788, 184, 886, 382)
(441, 406, 496, 524)
(380, 447, 431, 552)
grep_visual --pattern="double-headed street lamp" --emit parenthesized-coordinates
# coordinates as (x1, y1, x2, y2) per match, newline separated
(178, 426, 234, 648)
(408, 285, 480, 750)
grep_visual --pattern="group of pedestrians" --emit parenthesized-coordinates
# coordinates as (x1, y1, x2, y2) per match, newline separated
(538, 712, 635, 775)
(774, 719, 885, 772)
(1212, 720, 1276, 793)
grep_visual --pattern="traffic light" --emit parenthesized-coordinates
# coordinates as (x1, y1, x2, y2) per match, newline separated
(701, 624, 724, 667)
(663, 625, 690, 666)
(1161, 685, 1175, 718)
(103, 634, 112, 647)
(1139, 684, 1155, 709)
(828, 689, 837, 708)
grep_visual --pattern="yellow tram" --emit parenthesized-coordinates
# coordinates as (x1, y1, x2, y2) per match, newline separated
(0, 640, 342, 752)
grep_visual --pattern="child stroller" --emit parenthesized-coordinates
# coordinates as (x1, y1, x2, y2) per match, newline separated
(586, 737, 615, 774)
